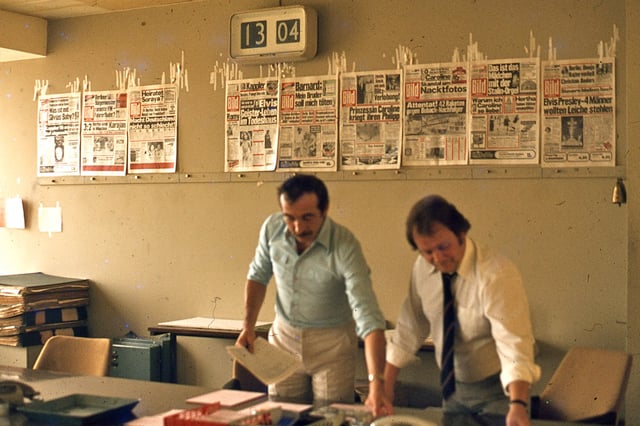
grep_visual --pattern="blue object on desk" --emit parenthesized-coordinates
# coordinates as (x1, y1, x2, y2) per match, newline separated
(17, 394, 139, 425)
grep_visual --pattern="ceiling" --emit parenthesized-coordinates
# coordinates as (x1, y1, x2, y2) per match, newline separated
(0, 0, 201, 20)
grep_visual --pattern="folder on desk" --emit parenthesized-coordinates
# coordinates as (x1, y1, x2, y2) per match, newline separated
(186, 389, 265, 407)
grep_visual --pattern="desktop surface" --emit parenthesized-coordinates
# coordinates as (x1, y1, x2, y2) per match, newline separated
(0, 364, 579, 425)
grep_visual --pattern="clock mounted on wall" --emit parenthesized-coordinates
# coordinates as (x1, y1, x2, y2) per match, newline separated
(229, 5, 318, 64)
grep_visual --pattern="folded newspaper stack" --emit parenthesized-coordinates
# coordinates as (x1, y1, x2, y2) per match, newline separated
(0, 273, 90, 346)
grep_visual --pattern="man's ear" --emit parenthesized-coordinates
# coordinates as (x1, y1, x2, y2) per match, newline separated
(458, 232, 467, 245)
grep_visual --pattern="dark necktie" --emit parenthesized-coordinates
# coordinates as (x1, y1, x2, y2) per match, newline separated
(441, 272, 457, 400)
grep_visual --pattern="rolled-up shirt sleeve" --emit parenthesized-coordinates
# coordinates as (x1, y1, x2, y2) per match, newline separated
(338, 229, 386, 339)
(481, 258, 541, 391)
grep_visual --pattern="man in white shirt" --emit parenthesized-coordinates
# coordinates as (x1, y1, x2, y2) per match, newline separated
(384, 195, 540, 426)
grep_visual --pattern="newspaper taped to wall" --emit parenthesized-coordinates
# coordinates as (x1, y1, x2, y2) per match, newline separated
(225, 78, 279, 172)
(80, 90, 128, 176)
(127, 84, 178, 173)
(277, 76, 339, 172)
(541, 58, 615, 167)
(339, 70, 402, 170)
(37, 92, 82, 177)
(469, 58, 540, 164)
(403, 63, 468, 166)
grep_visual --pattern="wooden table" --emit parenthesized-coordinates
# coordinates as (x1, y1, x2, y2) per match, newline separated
(148, 317, 270, 383)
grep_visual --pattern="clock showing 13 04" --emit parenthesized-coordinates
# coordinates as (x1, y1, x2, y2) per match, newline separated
(229, 5, 317, 64)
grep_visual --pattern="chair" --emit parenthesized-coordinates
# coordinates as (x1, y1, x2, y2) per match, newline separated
(222, 360, 267, 393)
(531, 346, 632, 425)
(33, 335, 112, 377)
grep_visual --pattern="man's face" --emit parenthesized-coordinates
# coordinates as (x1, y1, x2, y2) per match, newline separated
(280, 192, 326, 250)
(412, 222, 466, 274)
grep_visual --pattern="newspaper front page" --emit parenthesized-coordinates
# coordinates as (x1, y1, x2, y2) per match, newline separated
(339, 70, 402, 170)
(225, 78, 279, 172)
(469, 58, 540, 165)
(541, 58, 615, 167)
(403, 62, 468, 166)
(37, 93, 82, 177)
(277, 75, 339, 172)
(127, 84, 178, 174)
(80, 90, 128, 176)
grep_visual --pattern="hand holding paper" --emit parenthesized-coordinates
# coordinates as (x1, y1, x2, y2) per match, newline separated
(226, 337, 302, 385)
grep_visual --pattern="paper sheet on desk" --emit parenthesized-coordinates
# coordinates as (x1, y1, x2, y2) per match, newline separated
(226, 337, 303, 385)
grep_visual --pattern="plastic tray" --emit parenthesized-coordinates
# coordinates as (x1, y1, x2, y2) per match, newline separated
(18, 394, 139, 425)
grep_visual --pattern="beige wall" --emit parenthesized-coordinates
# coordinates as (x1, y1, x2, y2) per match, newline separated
(625, 0, 640, 423)
(0, 0, 637, 420)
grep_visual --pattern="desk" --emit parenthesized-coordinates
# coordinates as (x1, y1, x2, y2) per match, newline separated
(0, 364, 211, 424)
(148, 318, 271, 383)
(0, 365, 579, 426)
(149, 318, 434, 385)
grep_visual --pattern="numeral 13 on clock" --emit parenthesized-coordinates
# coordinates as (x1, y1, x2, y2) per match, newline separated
(241, 21, 267, 49)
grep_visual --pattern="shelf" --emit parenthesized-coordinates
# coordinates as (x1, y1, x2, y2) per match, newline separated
(37, 165, 626, 186)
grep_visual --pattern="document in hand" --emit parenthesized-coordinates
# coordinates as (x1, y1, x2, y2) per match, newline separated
(226, 337, 303, 385)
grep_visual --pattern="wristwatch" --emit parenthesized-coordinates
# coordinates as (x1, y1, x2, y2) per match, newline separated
(368, 373, 384, 383)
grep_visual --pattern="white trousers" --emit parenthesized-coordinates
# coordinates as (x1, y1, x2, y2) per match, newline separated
(268, 317, 357, 405)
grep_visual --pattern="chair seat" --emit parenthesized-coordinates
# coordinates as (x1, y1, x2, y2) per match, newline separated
(536, 346, 632, 424)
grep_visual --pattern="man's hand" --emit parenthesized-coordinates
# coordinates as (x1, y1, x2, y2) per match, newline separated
(506, 402, 530, 426)
(365, 380, 394, 418)
(505, 381, 531, 426)
(235, 328, 256, 353)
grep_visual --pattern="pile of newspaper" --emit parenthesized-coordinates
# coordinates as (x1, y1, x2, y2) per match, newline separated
(0, 272, 90, 346)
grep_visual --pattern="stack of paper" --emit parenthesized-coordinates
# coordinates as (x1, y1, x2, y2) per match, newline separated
(0, 273, 90, 346)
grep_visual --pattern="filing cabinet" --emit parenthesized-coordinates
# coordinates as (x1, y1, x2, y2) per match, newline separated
(110, 333, 172, 382)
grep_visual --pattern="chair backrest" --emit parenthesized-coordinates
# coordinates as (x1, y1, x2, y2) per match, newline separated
(537, 346, 632, 424)
(33, 335, 112, 377)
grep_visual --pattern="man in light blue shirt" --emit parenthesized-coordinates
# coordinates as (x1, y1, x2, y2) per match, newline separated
(236, 174, 392, 417)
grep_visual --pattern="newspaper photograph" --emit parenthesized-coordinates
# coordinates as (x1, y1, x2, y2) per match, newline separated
(469, 58, 540, 165)
(127, 84, 178, 174)
(225, 77, 279, 172)
(37, 92, 82, 177)
(541, 58, 615, 167)
(80, 90, 128, 176)
(339, 70, 402, 170)
(277, 75, 338, 172)
(403, 62, 468, 166)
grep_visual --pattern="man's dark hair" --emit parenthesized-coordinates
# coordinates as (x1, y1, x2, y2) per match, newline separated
(278, 174, 329, 212)
(406, 195, 471, 250)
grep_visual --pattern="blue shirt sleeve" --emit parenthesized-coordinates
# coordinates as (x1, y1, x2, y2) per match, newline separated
(333, 223, 386, 338)
(247, 214, 277, 286)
